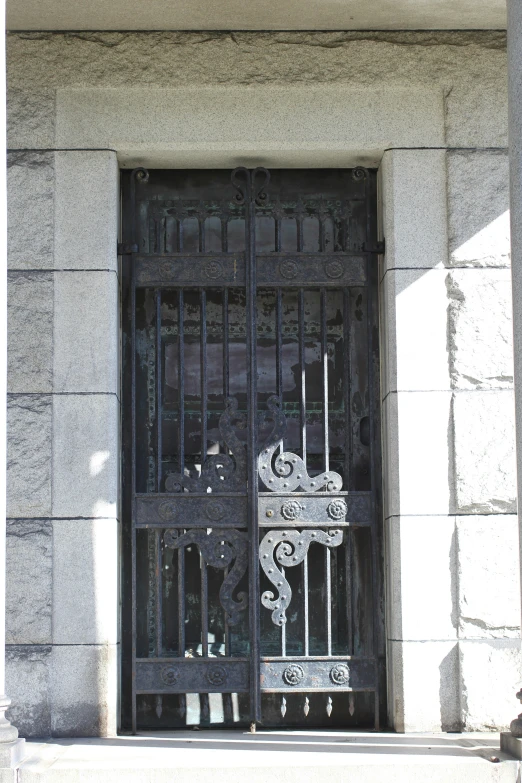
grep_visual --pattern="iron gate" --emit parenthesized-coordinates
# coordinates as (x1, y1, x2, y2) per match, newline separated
(121, 167, 383, 731)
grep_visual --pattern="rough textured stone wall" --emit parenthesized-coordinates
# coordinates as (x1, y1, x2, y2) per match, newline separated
(5, 31, 519, 736)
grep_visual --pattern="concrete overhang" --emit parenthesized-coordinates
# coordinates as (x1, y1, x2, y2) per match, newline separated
(6, 0, 507, 31)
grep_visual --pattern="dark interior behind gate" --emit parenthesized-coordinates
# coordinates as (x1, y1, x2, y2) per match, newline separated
(121, 168, 384, 731)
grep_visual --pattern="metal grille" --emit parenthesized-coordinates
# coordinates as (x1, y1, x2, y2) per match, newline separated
(121, 168, 383, 731)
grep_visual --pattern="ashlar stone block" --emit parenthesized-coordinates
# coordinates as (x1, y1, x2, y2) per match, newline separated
(386, 516, 456, 642)
(459, 639, 522, 731)
(50, 644, 118, 737)
(380, 269, 450, 395)
(7, 271, 53, 394)
(7, 151, 54, 270)
(380, 149, 448, 272)
(6, 519, 52, 645)
(457, 515, 520, 640)
(54, 151, 119, 272)
(53, 271, 118, 394)
(452, 390, 516, 514)
(5, 645, 51, 738)
(389, 640, 459, 732)
(7, 395, 52, 518)
(383, 391, 452, 517)
(448, 150, 510, 268)
(53, 519, 119, 645)
(447, 269, 514, 389)
(52, 394, 119, 519)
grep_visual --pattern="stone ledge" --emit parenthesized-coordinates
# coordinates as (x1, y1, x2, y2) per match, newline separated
(14, 732, 519, 783)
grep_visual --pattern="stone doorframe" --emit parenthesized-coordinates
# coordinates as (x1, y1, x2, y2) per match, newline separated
(12, 82, 458, 734)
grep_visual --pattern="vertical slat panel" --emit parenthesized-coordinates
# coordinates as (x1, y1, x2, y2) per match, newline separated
(156, 290, 162, 492)
(223, 289, 229, 401)
(326, 547, 332, 657)
(346, 530, 354, 656)
(298, 288, 306, 465)
(200, 289, 207, 470)
(178, 290, 185, 479)
(303, 554, 309, 657)
(343, 289, 351, 490)
(178, 545, 186, 658)
(321, 288, 329, 474)
(155, 530, 162, 656)
(201, 551, 209, 657)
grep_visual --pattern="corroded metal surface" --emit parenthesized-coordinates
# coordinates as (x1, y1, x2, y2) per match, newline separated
(121, 167, 383, 732)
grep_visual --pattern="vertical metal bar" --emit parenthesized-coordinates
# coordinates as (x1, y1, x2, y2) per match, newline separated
(223, 289, 229, 401)
(298, 289, 306, 464)
(276, 289, 283, 398)
(321, 288, 329, 473)
(201, 551, 209, 657)
(326, 547, 332, 657)
(178, 546, 185, 658)
(275, 202, 281, 252)
(156, 290, 162, 492)
(364, 171, 381, 731)
(281, 566, 286, 658)
(303, 554, 309, 657)
(244, 169, 264, 726)
(346, 530, 354, 655)
(155, 530, 163, 656)
(178, 217, 183, 252)
(200, 289, 207, 471)
(343, 289, 351, 491)
(178, 290, 185, 479)
(199, 213, 205, 253)
(222, 217, 229, 253)
(129, 169, 148, 734)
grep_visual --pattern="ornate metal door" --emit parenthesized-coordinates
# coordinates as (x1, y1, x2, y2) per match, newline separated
(121, 167, 383, 732)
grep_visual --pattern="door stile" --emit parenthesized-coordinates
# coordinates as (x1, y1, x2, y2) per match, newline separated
(232, 167, 271, 727)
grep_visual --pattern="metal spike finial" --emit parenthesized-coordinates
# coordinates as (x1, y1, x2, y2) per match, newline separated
(304, 697, 310, 717)
(349, 694, 355, 717)
(281, 696, 287, 717)
(155, 695, 163, 719)
(326, 696, 333, 717)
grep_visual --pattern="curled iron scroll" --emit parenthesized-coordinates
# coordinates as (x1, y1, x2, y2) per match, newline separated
(231, 167, 270, 207)
(165, 397, 246, 493)
(165, 528, 248, 626)
(260, 528, 343, 626)
(258, 396, 342, 492)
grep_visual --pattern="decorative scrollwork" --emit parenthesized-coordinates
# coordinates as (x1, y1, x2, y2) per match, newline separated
(207, 665, 227, 686)
(205, 500, 226, 521)
(352, 166, 369, 182)
(330, 663, 350, 685)
(231, 167, 270, 207)
(283, 664, 304, 686)
(258, 396, 342, 493)
(161, 666, 179, 686)
(165, 397, 246, 493)
(324, 259, 344, 279)
(279, 260, 298, 280)
(164, 529, 179, 548)
(327, 499, 348, 520)
(281, 500, 302, 521)
(165, 529, 248, 626)
(260, 528, 343, 626)
(203, 260, 223, 280)
(158, 501, 177, 522)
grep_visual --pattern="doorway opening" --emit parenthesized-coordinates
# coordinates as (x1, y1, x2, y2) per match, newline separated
(121, 168, 384, 731)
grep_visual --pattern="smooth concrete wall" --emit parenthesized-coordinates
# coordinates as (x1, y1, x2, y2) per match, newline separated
(5, 30, 520, 736)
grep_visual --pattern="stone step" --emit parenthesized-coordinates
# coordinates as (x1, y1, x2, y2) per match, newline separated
(12, 731, 520, 783)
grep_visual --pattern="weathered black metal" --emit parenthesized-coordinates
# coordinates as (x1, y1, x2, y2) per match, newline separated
(121, 167, 383, 731)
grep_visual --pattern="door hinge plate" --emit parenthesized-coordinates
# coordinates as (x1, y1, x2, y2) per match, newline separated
(363, 240, 385, 254)
(118, 242, 138, 255)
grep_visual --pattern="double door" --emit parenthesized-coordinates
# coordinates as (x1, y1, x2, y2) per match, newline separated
(121, 167, 383, 731)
